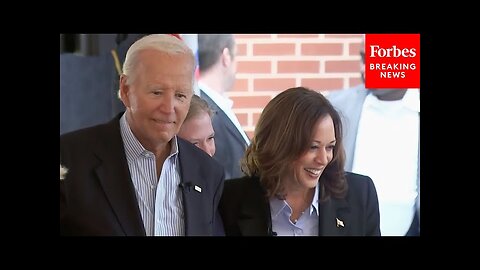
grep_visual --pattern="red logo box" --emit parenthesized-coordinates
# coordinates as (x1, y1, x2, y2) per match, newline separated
(365, 34, 420, 89)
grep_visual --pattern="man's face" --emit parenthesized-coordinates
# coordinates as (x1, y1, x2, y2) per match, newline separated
(178, 111, 216, 157)
(120, 49, 194, 150)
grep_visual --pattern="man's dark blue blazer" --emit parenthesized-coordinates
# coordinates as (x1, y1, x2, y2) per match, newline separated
(60, 113, 225, 236)
(200, 89, 248, 180)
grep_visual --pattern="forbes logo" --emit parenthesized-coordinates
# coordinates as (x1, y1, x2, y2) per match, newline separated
(365, 34, 420, 89)
(369, 45, 416, 58)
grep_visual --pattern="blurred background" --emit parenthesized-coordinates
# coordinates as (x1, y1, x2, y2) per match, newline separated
(60, 33, 363, 137)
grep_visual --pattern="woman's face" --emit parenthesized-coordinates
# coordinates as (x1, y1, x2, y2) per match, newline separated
(290, 115, 336, 190)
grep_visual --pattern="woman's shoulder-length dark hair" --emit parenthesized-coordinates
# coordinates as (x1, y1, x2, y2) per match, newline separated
(241, 86, 347, 201)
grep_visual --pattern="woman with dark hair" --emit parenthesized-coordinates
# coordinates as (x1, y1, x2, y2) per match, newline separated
(219, 87, 380, 236)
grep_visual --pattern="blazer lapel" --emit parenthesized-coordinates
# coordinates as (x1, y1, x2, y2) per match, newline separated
(238, 218, 270, 236)
(177, 140, 211, 236)
(94, 117, 146, 236)
(319, 197, 350, 236)
(221, 111, 247, 146)
(237, 179, 271, 236)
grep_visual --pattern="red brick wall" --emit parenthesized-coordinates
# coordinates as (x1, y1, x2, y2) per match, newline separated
(229, 34, 364, 139)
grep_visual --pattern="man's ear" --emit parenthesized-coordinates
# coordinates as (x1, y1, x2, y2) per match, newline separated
(119, 74, 130, 108)
(221, 47, 232, 67)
